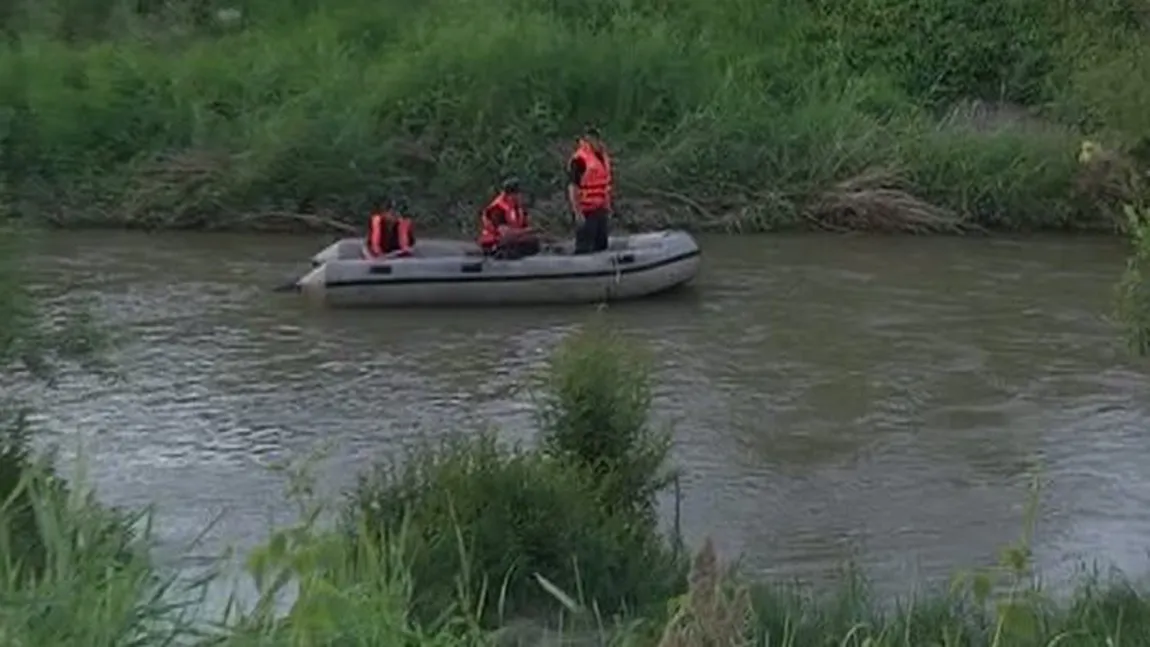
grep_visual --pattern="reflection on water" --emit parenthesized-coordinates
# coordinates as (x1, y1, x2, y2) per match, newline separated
(18, 230, 1150, 600)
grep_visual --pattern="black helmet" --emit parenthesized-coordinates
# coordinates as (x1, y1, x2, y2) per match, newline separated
(501, 176, 520, 193)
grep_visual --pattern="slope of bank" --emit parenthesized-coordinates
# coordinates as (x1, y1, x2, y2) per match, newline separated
(1, 0, 1148, 233)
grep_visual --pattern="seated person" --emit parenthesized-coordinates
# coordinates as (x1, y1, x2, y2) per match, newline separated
(365, 197, 416, 258)
(477, 177, 541, 260)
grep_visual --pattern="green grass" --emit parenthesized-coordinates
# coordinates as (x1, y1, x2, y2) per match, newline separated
(1, 0, 1149, 233)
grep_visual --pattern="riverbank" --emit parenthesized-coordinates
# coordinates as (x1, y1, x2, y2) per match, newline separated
(1, 0, 1148, 234)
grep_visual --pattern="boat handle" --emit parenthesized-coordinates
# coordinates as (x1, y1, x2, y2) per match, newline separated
(461, 262, 484, 273)
(614, 253, 635, 265)
(368, 265, 392, 275)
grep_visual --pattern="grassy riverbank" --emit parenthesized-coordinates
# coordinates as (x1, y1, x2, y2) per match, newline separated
(1, 0, 1149, 233)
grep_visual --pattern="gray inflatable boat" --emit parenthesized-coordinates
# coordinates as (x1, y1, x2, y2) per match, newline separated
(291, 229, 700, 308)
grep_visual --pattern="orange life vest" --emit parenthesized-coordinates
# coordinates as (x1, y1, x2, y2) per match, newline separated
(478, 192, 529, 247)
(570, 139, 612, 213)
(367, 212, 414, 257)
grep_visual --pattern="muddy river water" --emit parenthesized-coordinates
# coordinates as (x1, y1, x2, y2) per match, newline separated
(20, 231, 1150, 607)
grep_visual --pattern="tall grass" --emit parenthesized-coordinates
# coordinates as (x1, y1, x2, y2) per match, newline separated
(0, 0, 1147, 232)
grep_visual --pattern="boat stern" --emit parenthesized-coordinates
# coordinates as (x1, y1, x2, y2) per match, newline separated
(296, 263, 329, 302)
(649, 229, 701, 288)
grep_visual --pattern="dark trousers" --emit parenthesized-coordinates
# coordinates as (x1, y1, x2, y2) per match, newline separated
(574, 208, 611, 254)
(489, 237, 541, 260)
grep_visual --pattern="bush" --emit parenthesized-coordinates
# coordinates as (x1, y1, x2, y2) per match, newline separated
(346, 434, 679, 628)
(535, 318, 674, 524)
(344, 320, 683, 628)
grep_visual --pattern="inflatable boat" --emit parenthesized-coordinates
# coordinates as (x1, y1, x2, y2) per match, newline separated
(290, 230, 701, 308)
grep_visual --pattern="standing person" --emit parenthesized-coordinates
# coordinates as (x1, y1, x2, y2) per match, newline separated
(566, 125, 613, 254)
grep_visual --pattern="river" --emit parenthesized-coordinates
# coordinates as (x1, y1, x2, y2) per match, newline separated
(18, 230, 1150, 608)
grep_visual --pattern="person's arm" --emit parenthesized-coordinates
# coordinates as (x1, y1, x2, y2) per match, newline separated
(566, 157, 585, 222)
(483, 203, 507, 228)
(367, 216, 382, 257)
(480, 204, 513, 242)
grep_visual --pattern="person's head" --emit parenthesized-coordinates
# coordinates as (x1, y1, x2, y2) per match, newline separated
(373, 196, 394, 213)
(581, 124, 603, 151)
(501, 176, 521, 196)
(393, 196, 409, 214)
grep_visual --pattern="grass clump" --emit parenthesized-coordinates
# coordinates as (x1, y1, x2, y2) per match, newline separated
(344, 319, 683, 629)
(0, 0, 1148, 232)
(346, 433, 681, 628)
(535, 320, 674, 521)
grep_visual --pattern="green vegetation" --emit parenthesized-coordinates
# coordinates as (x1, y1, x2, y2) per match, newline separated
(1089, 141, 1150, 356)
(1071, 138, 1150, 357)
(1, 0, 1148, 233)
(1118, 208, 1150, 354)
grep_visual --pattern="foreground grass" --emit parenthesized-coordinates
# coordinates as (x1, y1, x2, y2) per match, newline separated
(6, 441, 1150, 647)
(1, 0, 1149, 233)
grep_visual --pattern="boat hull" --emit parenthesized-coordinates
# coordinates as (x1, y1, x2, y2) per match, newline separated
(295, 230, 701, 308)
